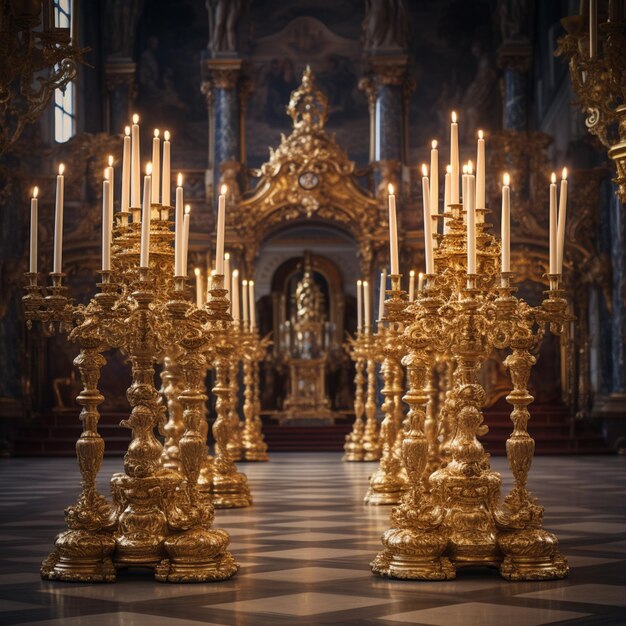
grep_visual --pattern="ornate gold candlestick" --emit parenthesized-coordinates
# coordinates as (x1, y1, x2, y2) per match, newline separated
(362, 329, 382, 461)
(343, 331, 367, 461)
(226, 322, 244, 462)
(364, 275, 408, 505)
(371, 203, 569, 581)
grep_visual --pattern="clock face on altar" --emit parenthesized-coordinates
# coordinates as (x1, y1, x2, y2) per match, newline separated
(298, 172, 319, 190)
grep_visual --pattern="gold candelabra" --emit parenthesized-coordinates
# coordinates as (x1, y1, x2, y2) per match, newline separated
(557, 7, 626, 200)
(23, 204, 241, 583)
(343, 332, 366, 461)
(371, 202, 570, 581)
(364, 285, 408, 504)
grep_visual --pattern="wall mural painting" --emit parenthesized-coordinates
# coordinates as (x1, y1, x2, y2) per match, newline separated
(246, 16, 369, 168)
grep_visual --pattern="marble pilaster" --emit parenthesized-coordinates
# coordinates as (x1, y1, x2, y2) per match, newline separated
(104, 62, 136, 134)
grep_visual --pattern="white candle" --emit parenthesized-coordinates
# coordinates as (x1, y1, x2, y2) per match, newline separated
(408, 270, 415, 302)
(422, 164, 434, 275)
(30, 187, 39, 273)
(182, 204, 190, 277)
(378, 269, 387, 321)
(216, 184, 226, 274)
(557, 168, 568, 275)
(467, 163, 476, 275)
(53, 163, 65, 273)
(363, 280, 371, 329)
(106, 155, 114, 228)
(102, 172, 111, 271)
(590, 0, 597, 58)
(388, 184, 399, 275)
(121, 126, 130, 212)
(430, 140, 438, 217)
(174, 174, 183, 276)
(501, 173, 511, 273)
(131, 114, 140, 208)
(140, 162, 152, 268)
(444, 164, 451, 235)
(162, 130, 171, 206)
(549, 172, 557, 274)
(418, 272, 424, 292)
(450, 111, 459, 204)
(194, 268, 203, 308)
(476, 130, 485, 213)
(249, 279, 256, 328)
(242, 279, 249, 323)
(462, 163, 468, 222)
(151, 129, 160, 205)
(232, 269, 240, 321)
(357, 279, 363, 331)
(224, 253, 231, 302)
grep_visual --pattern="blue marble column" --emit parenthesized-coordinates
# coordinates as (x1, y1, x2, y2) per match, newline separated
(214, 84, 240, 166)
(609, 191, 626, 393)
(503, 68, 528, 131)
(105, 63, 136, 134)
(375, 85, 403, 162)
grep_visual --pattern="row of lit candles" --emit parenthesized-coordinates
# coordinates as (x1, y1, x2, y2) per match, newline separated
(386, 112, 568, 283)
(28, 115, 229, 282)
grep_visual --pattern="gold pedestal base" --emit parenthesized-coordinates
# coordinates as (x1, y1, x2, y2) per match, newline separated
(364, 476, 406, 505)
(212, 473, 253, 509)
(244, 444, 269, 462)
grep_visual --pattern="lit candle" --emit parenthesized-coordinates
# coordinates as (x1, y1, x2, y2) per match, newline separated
(174, 174, 183, 276)
(357, 279, 363, 331)
(467, 161, 476, 275)
(421, 164, 434, 275)
(162, 130, 171, 206)
(557, 168, 568, 275)
(430, 140, 438, 218)
(102, 169, 111, 271)
(232, 269, 240, 321)
(194, 267, 203, 308)
(140, 162, 152, 268)
(418, 271, 424, 292)
(450, 111, 459, 204)
(476, 130, 485, 216)
(249, 280, 256, 328)
(501, 173, 511, 273)
(121, 126, 130, 212)
(444, 164, 451, 234)
(131, 114, 140, 208)
(590, 0, 597, 58)
(30, 187, 39, 273)
(363, 280, 371, 329)
(378, 269, 387, 321)
(388, 183, 399, 275)
(408, 270, 415, 302)
(242, 279, 249, 324)
(151, 129, 160, 204)
(462, 163, 468, 221)
(549, 172, 557, 274)
(106, 155, 114, 226)
(53, 163, 65, 273)
(224, 252, 231, 301)
(182, 204, 190, 277)
(216, 184, 226, 274)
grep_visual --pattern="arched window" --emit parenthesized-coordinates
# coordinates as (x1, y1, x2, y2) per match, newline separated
(53, 0, 75, 143)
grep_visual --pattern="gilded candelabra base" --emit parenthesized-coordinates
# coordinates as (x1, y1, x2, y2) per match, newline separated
(241, 352, 269, 462)
(344, 339, 366, 461)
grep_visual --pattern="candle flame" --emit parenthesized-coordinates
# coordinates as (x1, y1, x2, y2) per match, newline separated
(562, 167, 568, 180)
(146, 162, 152, 175)
(177, 173, 183, 186)
(104, 168, 109, 180)
(249, 280, 254, 286)
(388, 183, 394, 195)
(551, 172, 557, 184)
(446, 164, 452, 173)
(363, 280, 368, 287)
(451, 111, 457, 123)
(132, 113, 139, 124)
(184, 204, 191, 214)
(224, 252, 230, 260)
(462, 164, 468, 174)
(419, 272, 424, 279)
(503, 172, 510, 186)
(33, 186, 39, 198)
(164, 130, 170, 141)
(409, 269, 415, 277)
(478, 129, 484, 140)
(421, 164, 428, 177)
(242, 279, 248, 286)
(154, 128, 160, 138)
(108, 155, 113, 166)
(431, 139, 437, 149)
(233, 269, 239, 277)
(357, 279, 362, 286)
(124, 126, 130, 136)
(467, 160, 473, 174)
(58, 163, 65, 175)
(220, 184, 228, 195)
(194, 267, 200, 276)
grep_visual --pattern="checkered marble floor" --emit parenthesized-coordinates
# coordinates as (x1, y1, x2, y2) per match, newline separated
(0, 453, 625, 625)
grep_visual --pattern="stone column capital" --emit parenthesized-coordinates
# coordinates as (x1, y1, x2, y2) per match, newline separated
(497, 42, 533, 72)
(201, 58, 245, 90)
(366, 55, 412, 88)
(104, 62, 137, 97)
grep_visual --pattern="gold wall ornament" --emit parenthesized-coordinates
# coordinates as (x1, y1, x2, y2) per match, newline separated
(24, 206, 240, 583)
(230, 67, 385, 276)
(371, 202, 570, 582)
(557, 13, 626, 201)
